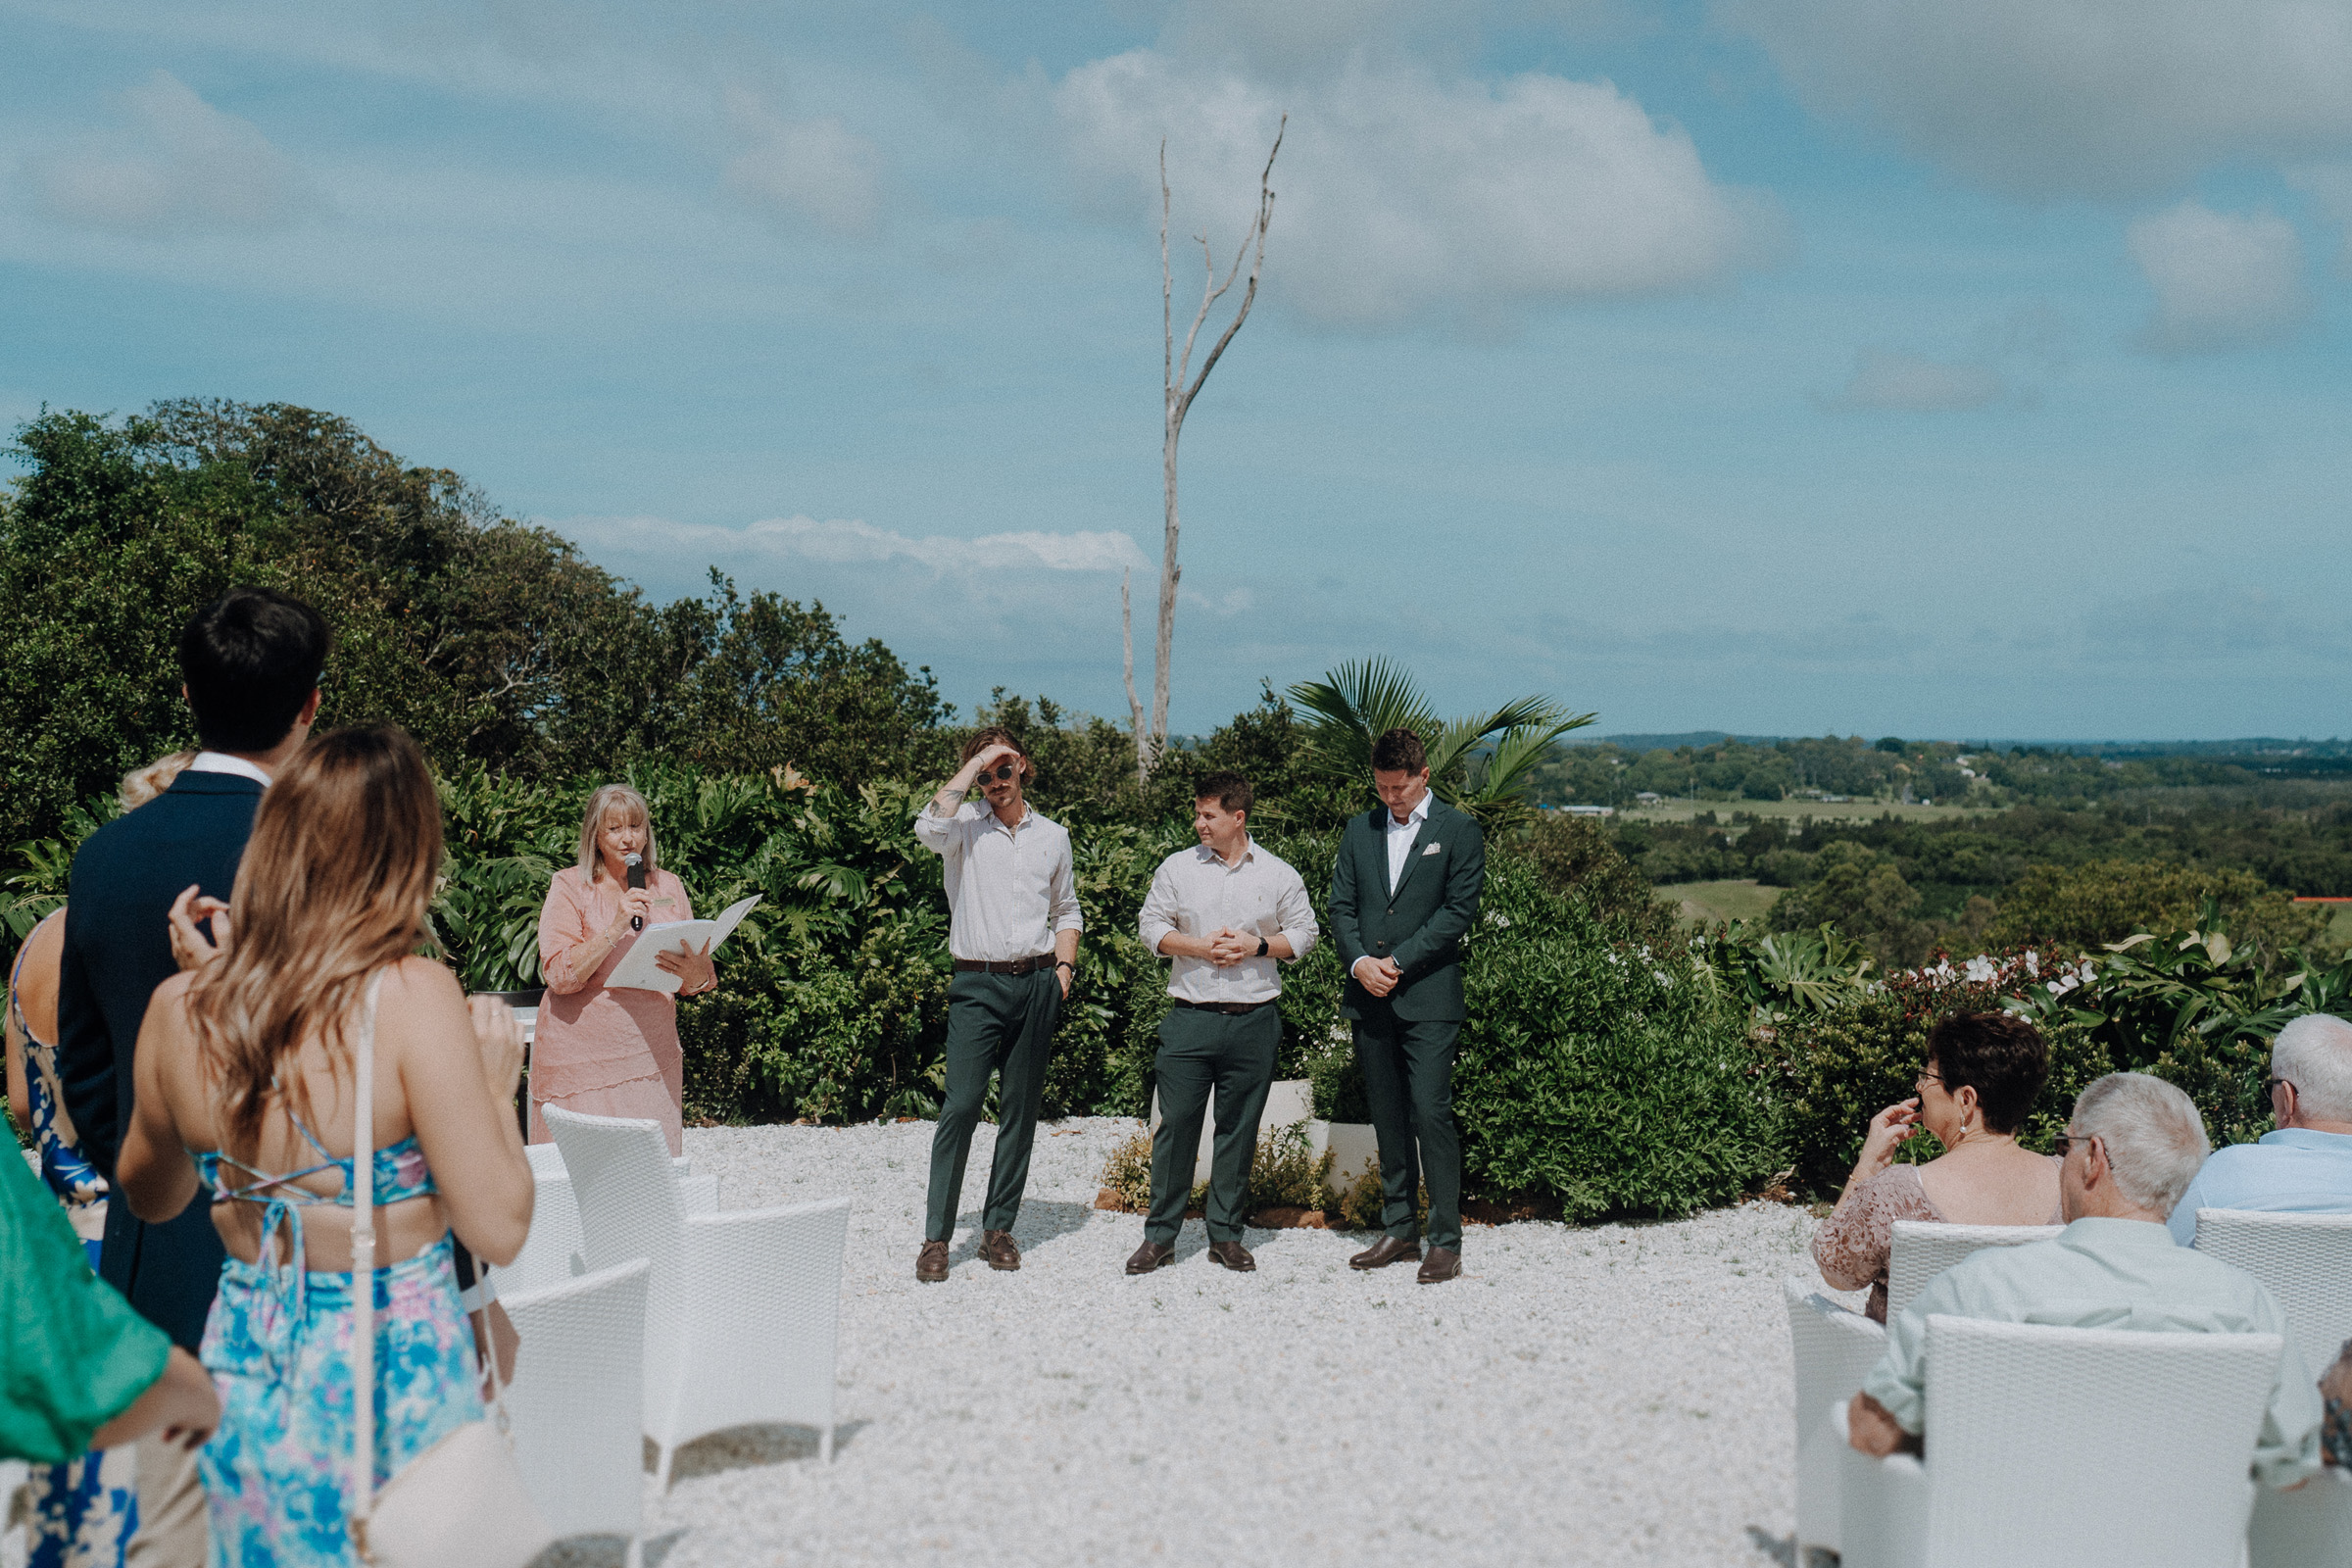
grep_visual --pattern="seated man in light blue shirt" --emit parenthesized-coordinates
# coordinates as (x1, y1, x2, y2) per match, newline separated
(2168, 1011, 2352, 1245)
(1849, 1071, 2324, 1490)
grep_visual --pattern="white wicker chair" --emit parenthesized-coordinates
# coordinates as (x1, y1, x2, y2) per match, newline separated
(504, 1160, 720, 1299)
(2191, 1208, 2352, 1380)
(1837, 1315, 2279, 1568)
(542, 1106, 853, 1487)
(1784, 1277, 1888, 1565)
(1885, 1220, 2062, 1322)
(499, 1257, 652, 1568)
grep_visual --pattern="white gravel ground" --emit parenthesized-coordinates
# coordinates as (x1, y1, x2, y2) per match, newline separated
(538, 1116, 1834, 1568)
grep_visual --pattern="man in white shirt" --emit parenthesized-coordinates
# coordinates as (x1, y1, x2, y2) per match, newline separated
(1127, 772, 1319, 1275)
(910, 727, 1082, 1283)
(2169, 1011, 2352, 1245)
(1850, 1071, 2324, 1489)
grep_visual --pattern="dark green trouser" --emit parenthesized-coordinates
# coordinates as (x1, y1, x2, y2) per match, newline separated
(1353, 1005, 1463, 1251)
(925, 968, 1060, 1241)
(1147, 1004, 1280, 1245)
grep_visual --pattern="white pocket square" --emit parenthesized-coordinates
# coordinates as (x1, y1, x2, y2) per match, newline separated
(1422, 843, 1442, 856)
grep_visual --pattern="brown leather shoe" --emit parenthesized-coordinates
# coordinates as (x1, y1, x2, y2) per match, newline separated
(1125, 1240, 1175, 1275)
(916, 1240, 949, 1283)
(1348, 1236, 1422, 1270)
(1416, 1246, 1461, 1284)
(980, 1229, 1022, 1271)
(1206, 1240, 1256, 1272)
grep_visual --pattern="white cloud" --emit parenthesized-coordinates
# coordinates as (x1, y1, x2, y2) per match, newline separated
(1724, 0, 2352, 198)
(1820, 349, 2005, 413)
(2126, 201, 2311, 355)
(1053, 43, 1765, 332)
(557, 513, 1148, 576)
(721, 86, 886, 238)
(23, 71, 318, 235)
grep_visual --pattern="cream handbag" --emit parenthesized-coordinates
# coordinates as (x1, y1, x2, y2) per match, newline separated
(347, 973, 555, 1567)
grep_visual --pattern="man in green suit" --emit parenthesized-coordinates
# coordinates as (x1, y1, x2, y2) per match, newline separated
(1329, 726, 1486, 1283)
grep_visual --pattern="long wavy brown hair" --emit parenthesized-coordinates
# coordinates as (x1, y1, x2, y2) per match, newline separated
(188, 725, 443, 1156)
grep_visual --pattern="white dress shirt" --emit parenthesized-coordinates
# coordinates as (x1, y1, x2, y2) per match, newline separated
(186, 751, 273, 786)
(913, 800, 1082, 962)
(1138, 839, 1319, 1004)
(1384, 789, 1432, 893)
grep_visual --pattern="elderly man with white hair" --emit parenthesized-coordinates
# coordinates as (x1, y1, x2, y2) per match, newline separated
(1848, 1071, 2325, 1489)
(2167, 1011, 2352, 1245)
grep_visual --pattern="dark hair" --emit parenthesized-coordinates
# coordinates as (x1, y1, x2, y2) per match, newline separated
(1925, 1011, 2050, 1135)
(960, 726, 1033, 783)
(178, 588, 330, 754)
(1370, 727, 1427, 774)
(1194, 771, 1252, 816)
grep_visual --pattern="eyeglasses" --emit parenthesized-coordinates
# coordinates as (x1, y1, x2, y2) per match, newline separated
(2051, 1132, 2102, 1159)
(2265, 1076, 2296, 1098)
(975, 763, 1017, 783)
(1914, 1071, 1944, 1092)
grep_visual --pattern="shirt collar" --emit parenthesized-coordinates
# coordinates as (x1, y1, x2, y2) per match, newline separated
(2060, 1215, 2179, 1250)
(186, 751, 274, 787)
(1390, 792, 1430, 829)
(984, 803, 1033, 834)
(2258, 1127, 2352, 1150)
(1197, 837, 1255, 867)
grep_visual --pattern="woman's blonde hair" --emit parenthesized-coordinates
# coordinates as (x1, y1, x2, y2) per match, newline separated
(186, 726, 443, 1156)
(120, 751, 196, 810)
(575, 784, 659, 881)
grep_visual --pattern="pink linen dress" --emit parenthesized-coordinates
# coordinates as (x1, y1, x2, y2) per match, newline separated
(531, 863, 692, 1155)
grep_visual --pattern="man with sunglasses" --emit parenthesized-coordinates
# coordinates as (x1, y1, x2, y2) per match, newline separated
(1848, 1072, 2323, 1490)
(2165, 1011, 2352, 1245)
(911, 728, 1082, 1283)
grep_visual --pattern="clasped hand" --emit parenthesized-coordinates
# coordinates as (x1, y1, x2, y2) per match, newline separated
(1353, 956, 1402, 998)
(1202, 926, 1257, 966)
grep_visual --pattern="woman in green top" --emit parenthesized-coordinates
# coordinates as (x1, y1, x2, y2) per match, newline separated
(1, 1147, 218, 1463)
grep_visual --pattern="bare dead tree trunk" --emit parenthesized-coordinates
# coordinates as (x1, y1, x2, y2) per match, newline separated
(1122, 119, 1284, 784)
(1121, 568, 1145, 768)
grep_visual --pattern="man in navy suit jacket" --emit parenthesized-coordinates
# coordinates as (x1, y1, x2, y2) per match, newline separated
(56, 586, 327, 1566)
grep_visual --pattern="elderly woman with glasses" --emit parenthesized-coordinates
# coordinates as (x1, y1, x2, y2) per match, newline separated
(530, 784, 715, 1155)
(1812, 1010, 2063, 1321)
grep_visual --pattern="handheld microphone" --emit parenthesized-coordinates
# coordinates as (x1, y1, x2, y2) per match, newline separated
(625, 853, 645, 931)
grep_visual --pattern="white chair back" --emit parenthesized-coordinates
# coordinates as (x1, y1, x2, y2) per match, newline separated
(1917, 1315, 2276, 1567)
(1886, 1220, 2062, 1322)
(524, 1143, 566, 1179)
(543, 1106, 691, 1414)
(679, 1197, 854, 1456)
(501, 1257, 652, 1558)
(500, 1171, 589, 1298)
(2192, 1207, 2352, 1379)
(1784, 1277, 1887, 1561)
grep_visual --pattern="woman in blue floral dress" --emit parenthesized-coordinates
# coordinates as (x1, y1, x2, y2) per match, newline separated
(116, 726, 535, 1567)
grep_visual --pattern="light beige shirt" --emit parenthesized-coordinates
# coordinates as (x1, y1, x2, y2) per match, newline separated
(913, 801, 1082, 962)
(1863, 1216, 2323, 1489)
(1138, 838, 1318, 1004)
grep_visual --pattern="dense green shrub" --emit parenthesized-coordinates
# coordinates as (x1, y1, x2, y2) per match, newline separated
(1766, 956, 2113, 1199)
(1452, 856, 1786, 1220)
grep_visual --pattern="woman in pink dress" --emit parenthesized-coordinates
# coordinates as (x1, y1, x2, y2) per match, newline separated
(530, 785, 716, 1155)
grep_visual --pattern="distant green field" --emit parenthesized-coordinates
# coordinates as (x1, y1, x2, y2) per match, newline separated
(1615, 798, 1999, 827)
(1667, 879, 1784, 927)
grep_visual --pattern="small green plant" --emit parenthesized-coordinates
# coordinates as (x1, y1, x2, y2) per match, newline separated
(1101, 1127, 1153, 1210)
(1245, 1119, 1336, 1209)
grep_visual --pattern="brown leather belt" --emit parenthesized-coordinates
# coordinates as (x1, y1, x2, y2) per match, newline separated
(952, 953, 1058, 976)
(1168, 997, 1275, 1015)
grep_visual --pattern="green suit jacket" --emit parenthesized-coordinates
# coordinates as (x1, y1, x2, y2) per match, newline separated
(1330, 796, 1486, 1022)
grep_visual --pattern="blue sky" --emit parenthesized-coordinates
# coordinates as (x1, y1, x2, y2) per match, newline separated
(4, 0, 2349, 741)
